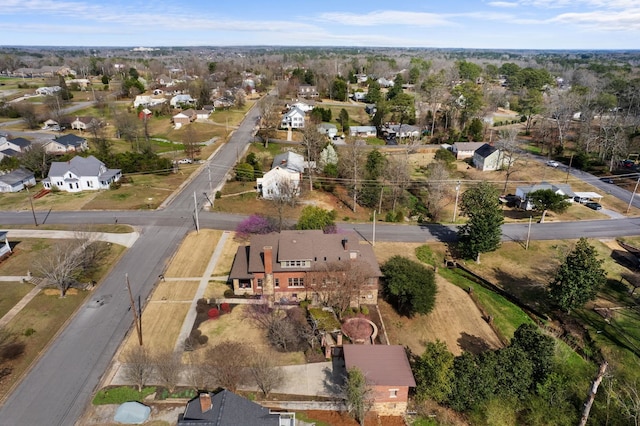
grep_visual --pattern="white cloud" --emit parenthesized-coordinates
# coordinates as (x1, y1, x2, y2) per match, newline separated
(487, 1, 519, 7)
(550, 9, 640, 31)
(317, 10, 453, 27)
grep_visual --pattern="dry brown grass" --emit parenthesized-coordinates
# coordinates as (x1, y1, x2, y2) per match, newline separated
(0, 238, 52, 275)
(211, 234, 241, 276)
(119, 302, 191, 357)
(194, 304, 306, 366)
(164, 230, 221, 277)
(203, 281, 230, 300)
(380, 276, 503, 356)
(150, 280, 200, 302)
(215, 181, 374, 223)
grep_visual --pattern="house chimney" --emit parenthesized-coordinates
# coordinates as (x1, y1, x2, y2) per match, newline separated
(199, 393, 212, 412)
(342, 238, 348, 251)
(263, 246, 273, 275)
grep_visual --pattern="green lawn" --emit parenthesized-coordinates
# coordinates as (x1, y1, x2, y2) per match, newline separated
(438, 267, 535, 342)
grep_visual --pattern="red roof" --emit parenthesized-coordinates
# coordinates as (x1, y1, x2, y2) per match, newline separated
(343, 345, 416, 387)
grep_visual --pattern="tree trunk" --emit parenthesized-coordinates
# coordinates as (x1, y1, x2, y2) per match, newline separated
(578, 361, 608, 426)
(540, 210, 547, 223)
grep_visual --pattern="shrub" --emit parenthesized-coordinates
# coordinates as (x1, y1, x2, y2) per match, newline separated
(223, 289, 235, 298)
(198, 335, 209, 345)
(195, 304, 207, 314)
(208, 308, 220, 319)
(1, 342, 25, 360)
(189, 329, 201, 339)
(236, 214, 277, 237)
(196, 298, 208, 306)
(215, 191, 222, 199)
(360, 306, 369, 315)
(220, 303, 231, 314)
(109, 181, 121, 190)
(24, 328, 36, 337)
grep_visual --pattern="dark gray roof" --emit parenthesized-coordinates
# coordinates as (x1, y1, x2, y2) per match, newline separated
(0, 148, 19, 157)
(474, 143, 498, 159)
(8, 137, 31, 149)
(0, 168, 34, 185)
(178, 390, 280, 426)
(343, 344, 416, 387)
(49, 155, 105, 178)
(271, 152, 305, 173)
(54, 134, 86, 147)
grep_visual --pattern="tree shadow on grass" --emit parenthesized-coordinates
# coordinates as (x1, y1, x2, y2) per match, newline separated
(457, 332, 491, 354)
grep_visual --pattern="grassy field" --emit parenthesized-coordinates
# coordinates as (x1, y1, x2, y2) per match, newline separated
(0, 282, 32, 318)
(83, 171, 189, 210)
(164, 230, 221, 277)
(0, 238, 52, 275)
(0, 241, 126, 401)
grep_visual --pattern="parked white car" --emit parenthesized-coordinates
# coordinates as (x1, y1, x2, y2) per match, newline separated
(546, 160, 560, 168)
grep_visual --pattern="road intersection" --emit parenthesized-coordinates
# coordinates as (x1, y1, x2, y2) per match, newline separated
(1, 99, 640, 424)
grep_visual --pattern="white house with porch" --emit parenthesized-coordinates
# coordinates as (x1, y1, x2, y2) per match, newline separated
(43, 155, 121, 193)
(256, 167, 301, 200)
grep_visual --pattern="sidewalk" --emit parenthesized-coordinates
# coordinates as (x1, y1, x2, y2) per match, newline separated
(0, 229, 139, 248)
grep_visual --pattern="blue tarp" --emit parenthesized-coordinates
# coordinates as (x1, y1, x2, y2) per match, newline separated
(113, 401, 151, 424)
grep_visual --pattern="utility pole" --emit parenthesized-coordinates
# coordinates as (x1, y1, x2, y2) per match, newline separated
(565, 154, 574, 183)
(372, 210, 376, 247)
(193, 191, 200, 233)
(126, 274, 142, 346)
(25, 186, 38, 226)
(627, 175, 640, 213)
(452, 181, 461, 222)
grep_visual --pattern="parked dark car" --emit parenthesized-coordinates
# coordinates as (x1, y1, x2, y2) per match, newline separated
(586, 202, 602, 210)
(600, 177, 615, 184)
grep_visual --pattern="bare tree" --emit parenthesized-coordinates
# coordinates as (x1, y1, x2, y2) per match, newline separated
(20, 143, 51, 179)
(547, 89, 577, 152)
(250, 352, 284, 397)
(338, 139, 364, 212)
(113, 111, 141, 150)
(154, 349, 183, 394)
(268, 177, 299, 231)
(34, 239, 87, 297)
(15, 102, 39, 129)
(183, 125, 200, 160)
(257, 96, 280, 148)
(234, 88, 246, 108)
(495, 127, 526, 193)
(122, 346, 155, 392)
(309, 260, 372, 319)
(385, 152, 411, 213)
(203, 341, 250, 392)
(301, 126, 325, 191)
(425, 162, 452, 222)
(184, 351, 208, 392)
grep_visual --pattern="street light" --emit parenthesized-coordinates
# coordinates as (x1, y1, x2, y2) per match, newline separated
(452, 181, 461, 223)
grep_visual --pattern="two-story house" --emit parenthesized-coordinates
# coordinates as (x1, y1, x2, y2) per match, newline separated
(43, 155, 121, 192)
(297, 84, 319, 99)
(280, 107, 306, 129)
(229, 230, 382, 306)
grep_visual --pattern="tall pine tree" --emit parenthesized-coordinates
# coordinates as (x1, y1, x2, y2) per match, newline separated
(549, 238, 606, 313)
(457, 182, 504, 263)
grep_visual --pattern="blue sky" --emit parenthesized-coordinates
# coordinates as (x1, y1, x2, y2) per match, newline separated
(1, 0, 638, 49)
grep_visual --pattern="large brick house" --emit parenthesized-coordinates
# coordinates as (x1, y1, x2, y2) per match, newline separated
(343, 344, 416, 416)
(229, 230, 381, 306)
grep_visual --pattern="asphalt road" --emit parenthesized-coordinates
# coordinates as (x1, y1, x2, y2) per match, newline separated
(0, 101, 262, 425)
(2, 97, 640, 424)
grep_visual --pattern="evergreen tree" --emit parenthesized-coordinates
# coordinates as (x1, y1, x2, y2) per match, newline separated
(457, 182, 504, 263)
(548, 238, 606, 313)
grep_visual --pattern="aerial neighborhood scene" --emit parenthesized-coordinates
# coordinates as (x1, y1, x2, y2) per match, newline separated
(1, 1, 640, 425)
